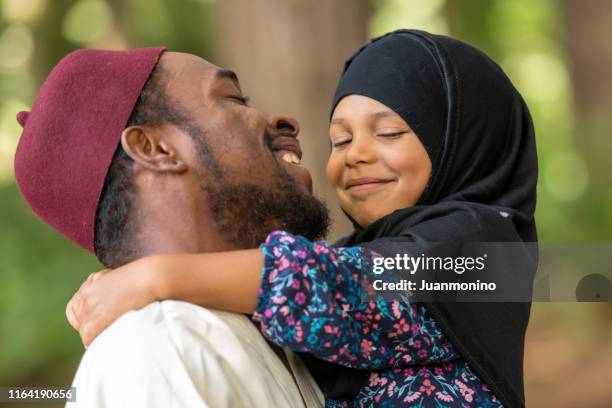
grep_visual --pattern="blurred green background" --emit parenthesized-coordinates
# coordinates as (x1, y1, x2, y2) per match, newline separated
(1, 0, 611, 407)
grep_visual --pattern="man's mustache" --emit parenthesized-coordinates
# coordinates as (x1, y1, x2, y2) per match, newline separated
(267, 130, 303, 160)
(264, 129, 274, 151)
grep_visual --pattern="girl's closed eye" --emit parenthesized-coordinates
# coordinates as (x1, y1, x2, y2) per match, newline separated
(331, 133, 352, 148)
(332, 138, 351, 148)
(377, 131, 407, 138)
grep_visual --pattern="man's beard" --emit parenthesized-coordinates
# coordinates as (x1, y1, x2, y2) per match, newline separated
(197, 147, 331, 248)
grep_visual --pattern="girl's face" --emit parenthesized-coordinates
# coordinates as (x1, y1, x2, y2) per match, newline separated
(327, 94, 432, 228)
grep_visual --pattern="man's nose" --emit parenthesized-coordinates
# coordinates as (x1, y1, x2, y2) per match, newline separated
(266, 114, 300, 138)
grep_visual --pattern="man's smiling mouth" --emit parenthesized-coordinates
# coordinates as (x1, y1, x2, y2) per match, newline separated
(270, 134, 303, 165)
(279, 151, 301, 164)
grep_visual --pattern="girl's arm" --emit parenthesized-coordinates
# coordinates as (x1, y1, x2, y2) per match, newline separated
(150, 249, 263, 314)
(250, 230, 459, 370)
(66, 249, 263, 347)
(69, 232, 459, 370)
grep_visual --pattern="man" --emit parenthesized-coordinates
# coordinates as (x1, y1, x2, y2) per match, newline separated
(14, 47, 326, 407)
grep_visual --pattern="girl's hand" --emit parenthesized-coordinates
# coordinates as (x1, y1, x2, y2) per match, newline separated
(66, 249, 262, 348)
(65, 256, 159, 348)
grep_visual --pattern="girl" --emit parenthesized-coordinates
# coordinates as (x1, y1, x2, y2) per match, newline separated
(68, 30, 537, 407)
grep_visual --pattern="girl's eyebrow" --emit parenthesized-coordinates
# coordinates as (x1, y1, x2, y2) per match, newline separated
(332, 110, 394, 125)
(370, 110, 395, 119)
(331, 110, 395, 125)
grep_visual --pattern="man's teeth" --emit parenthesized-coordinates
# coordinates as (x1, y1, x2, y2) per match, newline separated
(281, 152, 301, 165)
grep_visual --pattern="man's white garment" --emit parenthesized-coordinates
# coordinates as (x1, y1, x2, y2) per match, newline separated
(66, 300, 324, 407)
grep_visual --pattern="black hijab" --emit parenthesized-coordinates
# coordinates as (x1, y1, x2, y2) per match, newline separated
(301, 30, 537, 407)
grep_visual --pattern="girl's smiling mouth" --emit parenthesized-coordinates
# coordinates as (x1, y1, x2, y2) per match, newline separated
(345, 177, 395, 193)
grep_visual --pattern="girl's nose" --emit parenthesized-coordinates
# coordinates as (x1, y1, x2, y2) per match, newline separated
(345, 134, 376, 167)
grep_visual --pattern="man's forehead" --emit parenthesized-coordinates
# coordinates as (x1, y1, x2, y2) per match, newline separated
(160, 51, 239, 85)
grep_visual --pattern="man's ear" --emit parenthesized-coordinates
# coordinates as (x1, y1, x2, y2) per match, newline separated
(120, 126, 188, 173)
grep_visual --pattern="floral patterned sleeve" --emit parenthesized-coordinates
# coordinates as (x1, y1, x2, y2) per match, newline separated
(252, 230, 460, 370)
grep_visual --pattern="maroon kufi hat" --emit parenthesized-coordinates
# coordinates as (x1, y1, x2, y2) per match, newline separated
(14, 47, 166, 253)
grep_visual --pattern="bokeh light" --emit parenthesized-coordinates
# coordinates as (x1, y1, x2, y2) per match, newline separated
(61, 0, 113, 44)
(1, 0, 47, 23)
(0, 24, 34, 70)
(370, 0, 449, 37)
(0, 98, 27, 185)
(124, 0, 175, 46)
(512, 52, 570, 105)
(544, 150, 589, 202)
